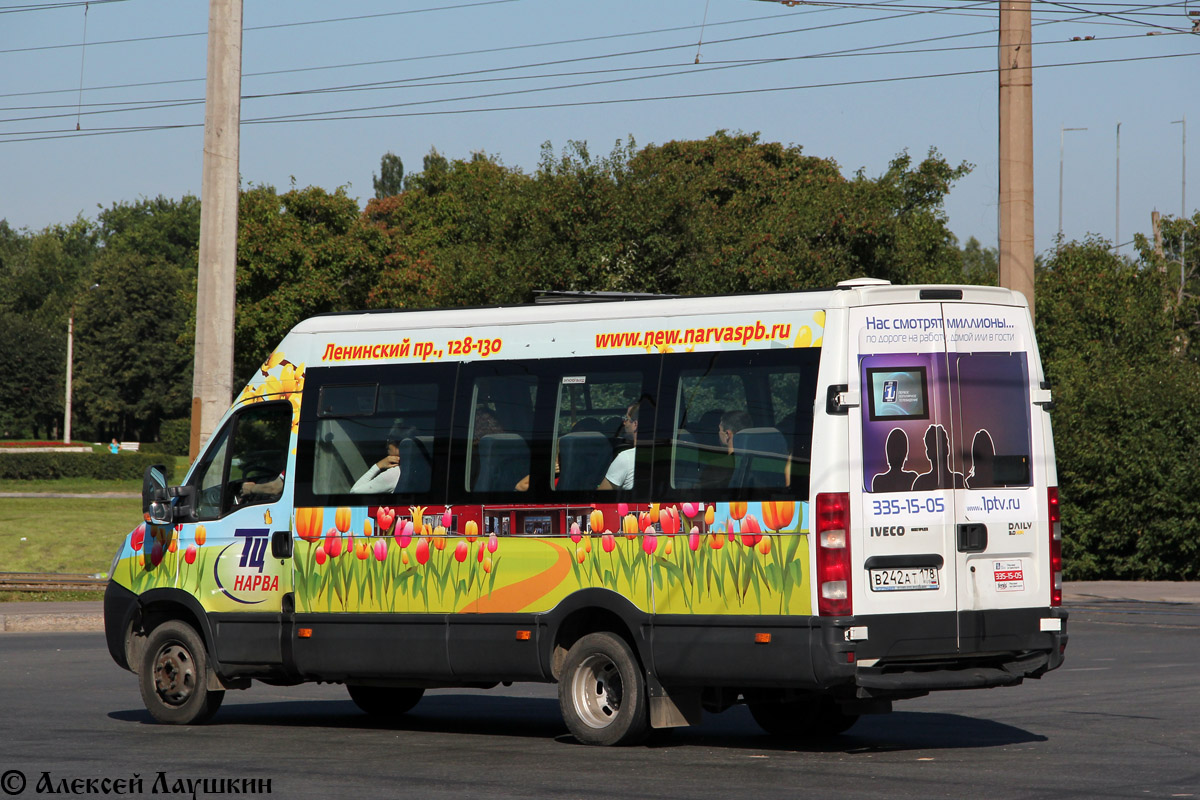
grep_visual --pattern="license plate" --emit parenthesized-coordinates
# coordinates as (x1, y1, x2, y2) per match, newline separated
(869, 567, 940, 592)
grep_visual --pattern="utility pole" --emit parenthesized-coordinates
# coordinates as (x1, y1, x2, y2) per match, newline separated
(1171, 116, 1187, 297)
(1115, 122, 1120, 253)
(190, 0, 242, 461)
(998, 0, 1035, 314)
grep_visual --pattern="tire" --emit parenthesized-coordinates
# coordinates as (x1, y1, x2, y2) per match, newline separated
(558, 632, 649, 746)
(139, 620, 224, 725)
(346, 685, 425, 717)
(748, 696, 858, 740)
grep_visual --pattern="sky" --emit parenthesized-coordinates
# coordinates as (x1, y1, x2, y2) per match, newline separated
(1, 0, 1196, 258)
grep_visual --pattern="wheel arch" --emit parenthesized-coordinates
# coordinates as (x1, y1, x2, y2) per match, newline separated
(541, 589, 651, 682)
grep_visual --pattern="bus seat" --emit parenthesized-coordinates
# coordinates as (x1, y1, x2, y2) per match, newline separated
(475, 434, 530, 493)
(694, 409, 725, 450)
(730, 427, 789, 489)
(395, 436, 434, 493)
(557, 431, 613, 491)
(570, 417, 605, 434)
(672, 430, 702, 489)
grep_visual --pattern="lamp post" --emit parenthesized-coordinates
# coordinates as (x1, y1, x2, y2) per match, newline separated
(1115, 122, 1121, 253)
(63, 283, 100, 444)
(1171, 116, 1187, 293)
(1059, 125, 1087, 244)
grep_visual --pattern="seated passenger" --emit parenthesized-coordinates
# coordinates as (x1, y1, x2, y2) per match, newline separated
(699, 409, 753, 489)
(351, 438, 402, 494)
(599, 402, 641, 491)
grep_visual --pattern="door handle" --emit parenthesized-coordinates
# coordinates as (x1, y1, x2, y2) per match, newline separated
(957, 523, 988, 553)
(270, 529, 293, 559)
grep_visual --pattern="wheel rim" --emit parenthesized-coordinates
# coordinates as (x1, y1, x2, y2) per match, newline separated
(153, 642, 197, 707)
(570, 652, 624, 729)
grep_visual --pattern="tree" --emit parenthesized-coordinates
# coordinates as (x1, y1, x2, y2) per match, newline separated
(373, 152, 405, 199)
(1133, 210, 1199, 359)
(1037, 236, 1200, 579)
(235, 184, 389, 381)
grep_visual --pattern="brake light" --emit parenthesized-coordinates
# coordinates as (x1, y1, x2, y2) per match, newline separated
(1048, 486, 1062, 607)
(815, 492, 852, 616)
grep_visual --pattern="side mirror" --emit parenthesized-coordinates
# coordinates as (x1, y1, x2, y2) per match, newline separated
(142, 464, 169, 521)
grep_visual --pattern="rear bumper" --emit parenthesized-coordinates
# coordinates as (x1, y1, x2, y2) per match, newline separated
(837, 606, 1069, 696)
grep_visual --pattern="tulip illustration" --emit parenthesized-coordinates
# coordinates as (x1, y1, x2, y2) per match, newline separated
(194, 525, 206, 546)
(729, 501, 748, 521)
(617, 503, 629, 518)
(757, 536, 772, 555)
(642, 533, 658, 555)
(483, 557, 492, 574)
(660, 506, 680, 535)
(375, 506, 396, 532)
(688, 526, 701, 551)
(442, 507, 453, 529)
(263, 509, 272, 526)
(373, 539, 387, 562)
(401, 550, 409, 566)
(664, 538, 673, 555)
(364, 519, 374, 538)
(570, 522, 583, 543)
(682, 502, 698, 520)
(649, 503, 660, 523)
(487, 533, 498, 553)
(477, 542, 486, 562)
(394, 519, 414, 549)
(704, 505, 715, 527)
(315, 548, 327, 566)
(150, 541, 164, 566)
(184, 544, 197, 565)
(622, 514, 639, 537)
(707, 533, 725, 550)
(589, 508, 605, 533)
(576, 547, 586, 564)
(762, 500, 795, 532)
(335, 506, 352, 533)
(325, 528, 342, 558)
(410, 505, 427, 532)
(131, 525, 145, 552)
(454, 541, 469, 563)
(296, 507, 324, 542)
(602, 533, 616, 553)
(464, 520, 479, 542)
(740, 515, 762, 547)
(433, 534, 447, 551)
(416, 538, 431, 565)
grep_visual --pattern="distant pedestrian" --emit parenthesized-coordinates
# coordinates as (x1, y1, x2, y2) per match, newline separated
(109, 438, 120, 455)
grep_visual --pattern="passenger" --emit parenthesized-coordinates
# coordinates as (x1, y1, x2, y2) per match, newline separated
(599, 402, 642, 490)
(351, 437, 403, 494)
(699, 409, 753, 489)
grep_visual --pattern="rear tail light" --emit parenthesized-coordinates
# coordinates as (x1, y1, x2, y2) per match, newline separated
(1048, 486, 1062, 607)
(816, 492, 852, 616)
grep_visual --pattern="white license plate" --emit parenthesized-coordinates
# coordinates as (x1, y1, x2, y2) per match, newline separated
(869, 567, 940, 592)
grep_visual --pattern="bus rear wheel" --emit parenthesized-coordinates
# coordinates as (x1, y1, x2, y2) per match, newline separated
(139, 620, 224, 725)
(347, 685, 425, 718)
(558, 632, 649, 746)
(748, 696, 858, 740)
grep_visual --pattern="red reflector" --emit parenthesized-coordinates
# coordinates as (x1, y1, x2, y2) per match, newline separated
(515, 630, 532, 641)
(297, 628, 312, 639)
(754, 632, 772, 644)
(847, 652, 855, 663)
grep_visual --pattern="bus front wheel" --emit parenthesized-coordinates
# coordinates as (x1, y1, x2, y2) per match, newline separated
(139, 620, 224, 725)
(558, 632, 649, 746)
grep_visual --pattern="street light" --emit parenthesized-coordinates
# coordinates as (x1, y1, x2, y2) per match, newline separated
(1171, 116, 1187, 293)
(1059, 125, 1088, 243)
(63, 283, 100, 444)
(1115, 122, 1121, 253)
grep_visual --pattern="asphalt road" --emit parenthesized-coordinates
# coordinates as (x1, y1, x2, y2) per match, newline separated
(1, 601, 1198, 800)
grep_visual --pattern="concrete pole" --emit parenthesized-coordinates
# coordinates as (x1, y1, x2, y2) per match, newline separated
(63, 312, 73, 444)
(998, 0, 1035, 315)
(190, 0, 242, 461)
(1115, 122, 1120, 253)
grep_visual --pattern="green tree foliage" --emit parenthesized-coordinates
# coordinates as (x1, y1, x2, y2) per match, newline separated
(373, 152, 405, 199)
(365, 133, 972, 307)
(236, 184, 388, 380)
(1133, 211, 1199, 359)
(73, 196, 201, 442)
(1037, 236, 1200, 579)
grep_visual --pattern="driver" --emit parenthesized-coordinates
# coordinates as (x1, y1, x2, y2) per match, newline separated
(239, 472, 284, 503)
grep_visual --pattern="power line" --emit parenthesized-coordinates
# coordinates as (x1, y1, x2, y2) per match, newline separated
(2, 48, 1195, 144)
(0, 0, 127, 14)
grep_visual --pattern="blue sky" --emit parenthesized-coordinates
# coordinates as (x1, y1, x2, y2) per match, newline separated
(1, 0, 1195, 257)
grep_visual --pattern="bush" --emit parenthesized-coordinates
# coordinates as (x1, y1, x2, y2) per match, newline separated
(0, 452, 174, 483)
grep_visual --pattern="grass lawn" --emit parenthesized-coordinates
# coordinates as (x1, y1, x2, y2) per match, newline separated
(0, 477, 141, 494)
(0, 497, 140, 578)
